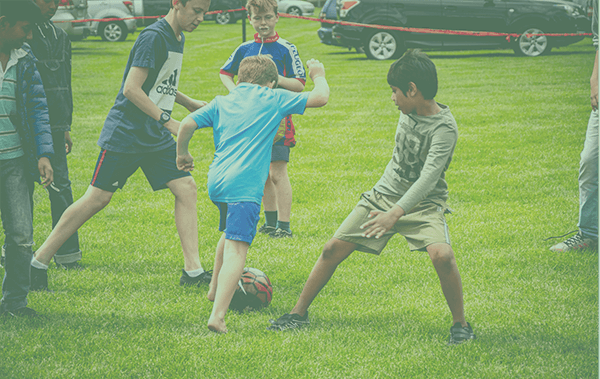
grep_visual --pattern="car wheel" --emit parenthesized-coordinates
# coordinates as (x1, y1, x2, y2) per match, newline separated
(215, 12, 232, 25)
(364, 30, 404, 60)
(100, 21, 127, 42)
(287, 6, 301, 16)
(513, 27, 550, 57)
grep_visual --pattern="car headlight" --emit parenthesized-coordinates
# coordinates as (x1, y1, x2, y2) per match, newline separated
(554, 4, 580, 16)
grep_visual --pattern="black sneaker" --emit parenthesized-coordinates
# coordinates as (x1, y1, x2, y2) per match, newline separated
(179, 269, 213, 287)
(5, 307, 39, 318)
(258, 224, 276, 235)
(0, 244, 4, 268)
(267, 312, 309, 331)
(30, 266, 52, 292)
(270, 228, 293, 239)
(56, 261, 85, 270)
(449, 322, 476, 345)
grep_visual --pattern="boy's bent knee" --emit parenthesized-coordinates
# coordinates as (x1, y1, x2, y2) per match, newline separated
(169, 177, 197, 197)
(321, 238, 354, 263)
(427, 243, 455, 266)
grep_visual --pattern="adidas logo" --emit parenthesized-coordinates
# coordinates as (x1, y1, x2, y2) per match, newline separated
(161, 69, 178, 87)
(157, 69, 178, 96)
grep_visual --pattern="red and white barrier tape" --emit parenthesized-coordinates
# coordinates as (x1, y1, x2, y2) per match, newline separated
(54, 7, 593, 40)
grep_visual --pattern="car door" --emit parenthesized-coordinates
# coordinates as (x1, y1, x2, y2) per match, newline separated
(390, 0, 444, 48)
(439, 0, 508, 48)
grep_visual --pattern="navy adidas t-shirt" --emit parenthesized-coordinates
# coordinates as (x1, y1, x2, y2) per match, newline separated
(98, 19, 184, 153)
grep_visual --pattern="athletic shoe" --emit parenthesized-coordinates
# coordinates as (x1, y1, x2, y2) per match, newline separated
(270, 228, 293, 239)
(4, 307, 39, 318)
(258, 224, 276, 235)
(179, 269, 213, 287)
(449, 322, 476, 345)
(267, 312, 309, 331)
(56, 261, 85, 270)
(30, 266, 52, 292)
(549, 231, 597, 252)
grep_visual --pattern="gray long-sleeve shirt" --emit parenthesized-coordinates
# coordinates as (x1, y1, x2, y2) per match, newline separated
(373, 103, 458, 213)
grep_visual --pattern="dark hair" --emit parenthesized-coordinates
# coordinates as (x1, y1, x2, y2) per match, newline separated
(387, 49, 438, 100)
(170, 0, 189, 8)
(0, 0, 43, 25)
(238, 55, 278, 86)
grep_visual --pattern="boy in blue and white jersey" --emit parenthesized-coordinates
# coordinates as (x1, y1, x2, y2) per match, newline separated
(220, 0, 306, 239)
(30, 0, 214, 291)
(177, 55, 329, 333)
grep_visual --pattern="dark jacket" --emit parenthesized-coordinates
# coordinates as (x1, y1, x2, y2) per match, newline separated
(31, 20, 72, 131)
(13, 43, 54, 184)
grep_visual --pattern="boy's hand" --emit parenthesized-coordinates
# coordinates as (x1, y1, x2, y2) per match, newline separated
(38, 157, 53, 188)
(65, 131, 73, 154)
(184, 99, 208, 113)
(164, 119, 181, 136)
(176, 153, 195, 172)
(360, 205, 405, 239)
(307, 59, 326, 81)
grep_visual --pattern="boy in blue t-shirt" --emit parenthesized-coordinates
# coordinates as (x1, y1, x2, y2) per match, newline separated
(30, 0, 214, 291)
(220, 0, 306, 239)
(177, 55, 329, 333)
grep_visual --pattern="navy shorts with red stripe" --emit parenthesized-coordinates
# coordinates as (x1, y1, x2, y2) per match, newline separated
(90, 144, 191, 192)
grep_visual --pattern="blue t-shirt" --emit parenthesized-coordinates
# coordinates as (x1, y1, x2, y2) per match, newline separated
(186, 83, 310, 204)
(98, 19, 184, 154)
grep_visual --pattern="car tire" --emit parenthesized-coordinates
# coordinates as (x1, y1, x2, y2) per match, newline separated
(215, 12, 233, 25)
(287, 6, 302, 16)
(364, 30, 404, 60)
(100, 21, 128, 42)
(513, 27, 550, 57)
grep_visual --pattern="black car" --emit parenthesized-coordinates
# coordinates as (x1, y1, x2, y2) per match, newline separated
(333, 0, 589, 59)
(318, 0, 341, 45)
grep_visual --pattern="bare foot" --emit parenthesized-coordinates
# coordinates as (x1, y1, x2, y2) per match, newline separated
(207, 316, 227, 334)
(207, 283, 216, 302)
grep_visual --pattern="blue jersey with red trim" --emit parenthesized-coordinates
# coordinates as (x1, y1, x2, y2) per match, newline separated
(220, 33, 306, 147)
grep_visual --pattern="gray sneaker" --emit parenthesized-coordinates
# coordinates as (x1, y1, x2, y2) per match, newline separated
(270, 228, 293, 239)
(267, 312, 309, 331)
(549, 231, 597, 252)
(258, 224, 276, 235)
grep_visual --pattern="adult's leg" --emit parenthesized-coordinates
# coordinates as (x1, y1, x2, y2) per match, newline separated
(207, 239, 249, 333)
(166, 176, 203, 271)
(578, 109, 599, 240)
(427, 243, 467, 327)
(290, 238, 356, 317)
(34, 185, 113, 265)
(269, 160, 292, 223)
(0, 158, 34, 312)
(207, 233, 226, 302)
(48, 130, 81, 264)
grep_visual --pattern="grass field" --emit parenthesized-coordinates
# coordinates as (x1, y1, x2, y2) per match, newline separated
(0, 15, 598, 378)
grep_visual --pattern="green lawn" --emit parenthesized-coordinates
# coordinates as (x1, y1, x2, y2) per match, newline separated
(0, 16, 597, 378)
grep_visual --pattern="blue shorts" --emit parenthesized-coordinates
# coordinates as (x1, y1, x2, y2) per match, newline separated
(214, 202, 261, 244)
(90, 144, 190, 192)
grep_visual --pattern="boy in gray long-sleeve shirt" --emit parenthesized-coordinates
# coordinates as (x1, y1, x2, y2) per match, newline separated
(268, 50, 476, 345)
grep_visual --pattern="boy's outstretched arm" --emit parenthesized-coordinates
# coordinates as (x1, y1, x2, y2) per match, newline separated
(123, 66, 180, 135)
(305, 59, 329, 108)
(220, 74, 237, 92)
(176, 117, 198, 172)
(277, 75, 305, 92)
(176, 91, 207, 113)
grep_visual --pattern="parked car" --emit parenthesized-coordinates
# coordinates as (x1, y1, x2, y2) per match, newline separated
(52, 0, 91, 40)
(318, 0, 341, 45)
(132, 0, 169, 26)
(88, 0, 137, 42)
(204, 0, 246, 25)
(278, 0, 314, 16)
(572, 0, 594, 32)
(333, 0, 588, 59)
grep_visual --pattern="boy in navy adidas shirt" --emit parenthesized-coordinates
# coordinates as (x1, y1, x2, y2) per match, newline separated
(178, 55, 329, 333)
(220, 0, 305, 239)
(30, 0, 213, 291)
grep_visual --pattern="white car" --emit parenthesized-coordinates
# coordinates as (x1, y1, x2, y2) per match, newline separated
(88, 0, 137, 42)
(278, 0, 314, 16)
(51, 0, 91, 40)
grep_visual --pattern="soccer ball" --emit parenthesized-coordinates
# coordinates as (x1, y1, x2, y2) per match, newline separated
(229, 267, 273, 312)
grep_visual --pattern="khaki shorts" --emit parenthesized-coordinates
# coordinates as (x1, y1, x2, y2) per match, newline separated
(333, 189, 451, 254)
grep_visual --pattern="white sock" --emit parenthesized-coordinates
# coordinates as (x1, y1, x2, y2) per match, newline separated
(31, 257, 49, 270)
(185, 268, 205, 277)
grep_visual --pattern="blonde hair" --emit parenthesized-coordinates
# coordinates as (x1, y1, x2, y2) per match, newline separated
(238, 55, 279, 87)
(245, 0, 278, 17)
